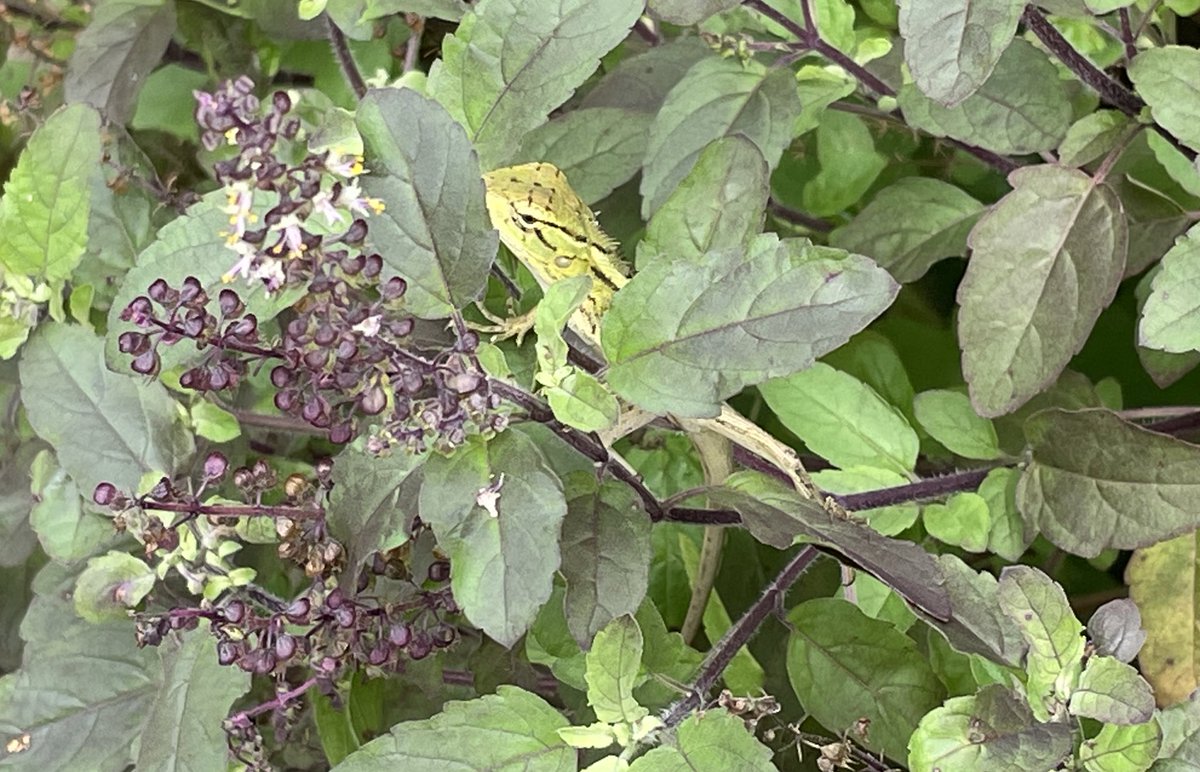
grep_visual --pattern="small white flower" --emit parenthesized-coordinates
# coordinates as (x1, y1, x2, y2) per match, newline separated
(476, 473, 505, 518)
(353, 315, 382, 337)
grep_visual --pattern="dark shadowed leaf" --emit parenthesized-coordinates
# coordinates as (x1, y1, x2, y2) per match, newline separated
(561, 477, 650, 647)
(135, 631, 250, 772)
(0, 563, 159, 771)
(327, 444, 428, 576)
(1018, 409, 1200, 557)
(1087, 599, 1146, 664)
(20, 324, 193, 494)
(787, 598, 943, 760)
(357, 87, 498, 318)
(65, 0, 176, 124)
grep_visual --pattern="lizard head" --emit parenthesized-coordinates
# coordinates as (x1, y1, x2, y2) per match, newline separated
(482, 162, 622, 286)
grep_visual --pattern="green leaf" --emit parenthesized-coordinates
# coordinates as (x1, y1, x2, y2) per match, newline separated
(924, 492, 991, 552)
(821, 330, 915, 417)
(189, 401, 240, 443)
(604, 234, 899, 417)
(977, 467, 1030, 561)
(642, 136, 769, 267)
(534, 276, 621, 432)
(898, 39, 1072, 155)
(327, 444, 427, 575)
(1157, 690, 1200, 763)
(931, 554, 1028, 666)
(74, 551, 155, 622)
(800, 110, 887, 217)
(907, 685, 1074, 771)
(419, 430, 567, 646)
(960, 165, 1126, 417)
(561, 478, 651, 647)
(1058, 110, 1132, 168)
(1135, 264, 1200, 386)
(898, 0, 1025, 106)
(640, 57, 801, 217)
(787, 598, 943, 760)
(360, 0, 473, 21)
(427, 0, 643, 169)
(1069, 656, 1155, 725)
(793, 64, 858, 136)
(29, 450, 114, 564)
(1139, 223, 1200, 354)
(21, 323, 193, 495)
(64, 0, 176, 124)
(996, 565, 1084, 721)
(913, 389, 1000, 460)
(628, 709, 774, 771)
(545, 371, 622, 434)
(357, 87, 498, 318)
(647, 0, 739, 24)
(331, 686, 572, 771)
(0, 565, 159, 770)
(1019, 408, 1200, 557)
(135, 631, 250, 772)
(104, 189, 300, 373)
(760, 362, 918, 475)
(829, 177, 983, 283)
(0, 104, 101, 282)
(513, 108, 652, 205)
(1129, 46, 1200, 153)
(1079, 720, 1161, 772)
(585, 615, 647, 724)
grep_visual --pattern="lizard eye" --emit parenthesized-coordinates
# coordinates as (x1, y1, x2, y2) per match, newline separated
(554, 255, 572, 268)
(514, 212, 537, 228)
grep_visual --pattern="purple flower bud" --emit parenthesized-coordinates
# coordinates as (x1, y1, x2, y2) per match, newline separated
(131, 349, 160, 376)
(325, 588, 344, 609)
(204, 452, 229, 479)
(274, 634, 297, 660)
(148, 278, 175, 304)
(388, 623, 411, 647)
(328, 424, 353, 444)
(368, 644, 389, 666)
(218, 289, 244, 317)
(286, 598, 311, 623)
(382, 276, 407, 300)
(122, 296, 155, 326)
(93, 482, 118, 506)
(217, 641, 239, 666)
(224, 600, 246, 624)
(118, 331, 150, 355)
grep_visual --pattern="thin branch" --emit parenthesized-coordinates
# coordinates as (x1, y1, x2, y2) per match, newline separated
(663, 546, 819, 728)
(488, 379, 666, 520)
(1118, 7, 1138, 65)
(837, 467, 995, 510)
(327, 16, 367, 100)
(1132, 0, 1165, 44)
(227, 677, 318, 725)
(403, 14, 424, 74)
(767, 199, 834, 233)
(1021, 6, 1144, 117)
(140, 497, 324, 521)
